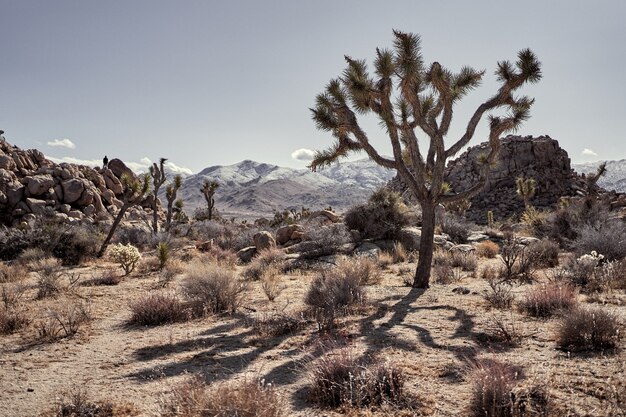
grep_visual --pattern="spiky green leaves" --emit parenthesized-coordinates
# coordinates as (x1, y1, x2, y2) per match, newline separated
(496, 48, 542, 88)
(393, 30, 423, 83)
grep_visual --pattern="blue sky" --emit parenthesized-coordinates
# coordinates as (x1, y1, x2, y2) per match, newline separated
(1, 0, 624, 173)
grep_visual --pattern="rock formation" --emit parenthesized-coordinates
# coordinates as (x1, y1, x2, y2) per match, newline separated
(0, 134, 152, 226)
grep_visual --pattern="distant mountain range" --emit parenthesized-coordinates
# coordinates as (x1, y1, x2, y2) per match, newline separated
(572, 160, 626, 192)
(171, 159, 396, 219)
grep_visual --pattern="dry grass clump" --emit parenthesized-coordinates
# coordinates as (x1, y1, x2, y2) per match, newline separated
(468, 359, 527, 417)
(432, 264, 461, 284)
(0, 283, 29, 334)
(556, 306, 622, 352)
(518, 282, 577, 318)
(202, 245, 239, 268)
(305, 267, 367, 332)
(391, 241, 408, 263)
(0, 262, 27, 283)
(42, 389, 139, 417)
(181, 261, 246, 316)
(432, 248, 452, 266)
(476, 241, 499, 258)
(35, 258, 63, 299)
(17, 247, 49, 269)
(128, 293, 186, 326)
(159, 376, 284, 417)
(526, 239, 560, 268)
(243, 248, 286, 281)
(450, 251, 478, 272)
(484, 315, 524, 347)
(83, 268, 123, 286)
(337, 256, 382, 286)
(156, 259, 185, 288)
(36, 301, 91, 341)
(252, 310, 306, 339)
(308, 348, 405, 409)
(376, 251, 394, 269)
(260, 264, 284, 302)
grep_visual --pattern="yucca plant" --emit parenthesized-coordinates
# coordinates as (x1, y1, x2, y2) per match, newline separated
(310, 30, 541, 288)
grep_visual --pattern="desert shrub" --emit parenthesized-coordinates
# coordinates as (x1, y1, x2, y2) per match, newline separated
(181, 262, 246, 315)
(557, 306, 622, 351)
(561, 252, 602, 289)
(244, 248, 286, 281)
(308, 348, 405, 408)
(442, 214, 473, 244)
(303, 223, 354, 257)
(593, 260, 626, 291)
(482, 278, 514, 309)
(0, 221, 63, 261)
(252, 311, 305, 338)
(344, 188, 412, 240)
(391, 241, 408, 263)
(115, 224, 152, 249)
(108, 243, 141, 275)
(36, 302, 91, 341)
(450, 251, 478, 272)
(476, 241, 499, 258)
(0, 307, 29, 335)
(52, 224, 100, 266)
(337, 256, 382, 286)
(376, 251, 394, 268)
(35, 258, 63, 299)
(305, 268, 366, 331)
(157, 242, 169, 270)
(432, 264, 461, 284)
(82, 268, 122, 286)
(518, 283, 577, 318)
(49, 390, 115, 417)
(157, 259, 185, 288)
(260, 264, 283, 301)
(485, 315, 523, 347)
(526, 239, 560, 268)
(160, 377, 284, 417)
(432, 248, 453, 266)
(573, 220, 626, 261)
(18, 247, 49, 268)
(499, 235, 534, 283)
(128, 293, 186, 326)
(202, 245, 239, 268)
(468, 359, 524, 417)
(0, 262, 27, 283)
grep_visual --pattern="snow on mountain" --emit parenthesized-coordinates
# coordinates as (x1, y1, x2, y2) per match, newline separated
(172, 159, 396, 218)
(573, 160, 626, 193)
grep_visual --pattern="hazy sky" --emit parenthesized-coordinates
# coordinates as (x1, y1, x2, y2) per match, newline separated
(1, 0, 624, 173)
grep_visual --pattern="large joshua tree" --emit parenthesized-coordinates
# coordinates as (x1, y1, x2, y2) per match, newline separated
(310, 31, 541, 288)
(201, 180, 219, 220)
(149, 158, 167, 234)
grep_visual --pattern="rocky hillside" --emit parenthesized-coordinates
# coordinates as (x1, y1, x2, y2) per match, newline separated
(173, 159, 396, 218)
(573, 160, 626, 193)
(0, 134, 146, 226)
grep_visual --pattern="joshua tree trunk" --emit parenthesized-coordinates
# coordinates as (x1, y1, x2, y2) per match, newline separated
(98, 205, 128, 257)
(414, 201, 436, 288)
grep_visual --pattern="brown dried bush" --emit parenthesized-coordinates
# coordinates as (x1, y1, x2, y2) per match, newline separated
(128, 293, 186, 326)
(308, 348, 405, 408)
(243, 248, 286, 281)
(160, 376, 284, 417)
(526, 239, 560, 268)
(0, 262, 27, 283)
(518, 282, 577, 318)
(450, 251, 478, 272)
(482, 278, 514, 310)
(260, 264, 284, 301)
(476, 241, 499, 259)
(557, 306, 622, 351)
(181, 262, 246, 315)
(252, 311, 305, 339)
(337, 256, 382, 286)
(36, 301, 91, 341)
(468, 359, 525, 417)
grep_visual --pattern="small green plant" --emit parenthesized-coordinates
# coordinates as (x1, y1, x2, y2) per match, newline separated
(487, 210, 495, 228)
(157, 242, 170, 270)
(108, 243, 141, 275)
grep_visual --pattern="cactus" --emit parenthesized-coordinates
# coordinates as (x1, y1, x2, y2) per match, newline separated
(201, 180, 219, 221)
(165, 174, 182, 231)
(516, 177, 536, 208)
(487, 210, 494, 228)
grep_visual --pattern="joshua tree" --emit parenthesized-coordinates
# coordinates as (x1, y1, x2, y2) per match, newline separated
(165, 174, 182, 230)
(149, 158, 167, 234)
(516, 177, 536, 208)
(98, 173, 150, 257)
(585, 161, 607, 197)
(310, 31, 541, 288)
(201, 180, 219, 220)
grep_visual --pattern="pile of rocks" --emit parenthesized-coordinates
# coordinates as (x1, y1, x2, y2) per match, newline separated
(0, 134, 148, 226)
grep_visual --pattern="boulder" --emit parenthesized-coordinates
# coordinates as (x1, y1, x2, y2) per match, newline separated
(61, 178, 87, 204)
(276, 224, 305, 245)
(254, 231, 276, 251)
(107, 158, 136, 182)
(26, 198, 47, 215)
(307, 210, 340, 224)
(237, 246, 257, 263)
(0, 155, 15, 170)
(398, 227, 421, 251)
(25, 174, 54, 196)
(450, 244, 475, 253)
(352, 242, 381, 258)
(195, 240, 214, 252)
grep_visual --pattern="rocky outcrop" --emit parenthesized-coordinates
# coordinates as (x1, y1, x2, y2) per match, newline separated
(444, 135, 586, 223)
(0, 134, 153, 226)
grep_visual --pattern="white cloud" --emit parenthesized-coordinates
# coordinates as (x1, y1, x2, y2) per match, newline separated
(45, 155, 193, 176)
(291, 148, 316, 161)
(47, 138, 76, 149)
(582, 148, 598, 157)
(46, 155, 100, 167)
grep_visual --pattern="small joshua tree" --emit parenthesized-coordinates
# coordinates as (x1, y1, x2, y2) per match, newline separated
(98, 173, 150, 257)
(585, 161, 607, 197)
(201, 180, 219, 221)
(310, 31, 541, 288)
(165, 174, 182, 230)
(149, 158, 167, 234)
(516, 176, 536, 208)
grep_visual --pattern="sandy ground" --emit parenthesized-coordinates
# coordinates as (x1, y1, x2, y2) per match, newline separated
(1, 254, 625, 417)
